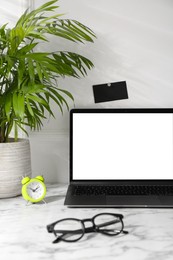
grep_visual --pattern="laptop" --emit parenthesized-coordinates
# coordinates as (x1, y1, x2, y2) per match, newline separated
(64, 108, 173, 207)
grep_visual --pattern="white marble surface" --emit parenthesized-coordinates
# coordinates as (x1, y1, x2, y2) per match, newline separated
(1, 184, 173, 260)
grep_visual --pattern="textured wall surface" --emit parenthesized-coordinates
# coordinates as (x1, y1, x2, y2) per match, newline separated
(1, 0, 29, 26)
(25, 1, 173, 182)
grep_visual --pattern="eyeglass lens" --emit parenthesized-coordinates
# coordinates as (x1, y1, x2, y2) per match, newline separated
(54, 219, 84, 242)
(94, 214, 123, 235)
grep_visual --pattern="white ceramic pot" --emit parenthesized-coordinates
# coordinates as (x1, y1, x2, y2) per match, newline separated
(0, 138, 32, 198)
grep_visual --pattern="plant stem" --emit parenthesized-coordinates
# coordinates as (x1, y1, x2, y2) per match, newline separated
(0, 110, 5, 143)
(14, 121, 18, 142)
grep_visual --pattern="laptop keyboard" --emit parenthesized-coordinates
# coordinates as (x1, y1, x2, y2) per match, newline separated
(73, 185, 173, 196)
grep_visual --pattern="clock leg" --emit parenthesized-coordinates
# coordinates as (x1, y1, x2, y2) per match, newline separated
(26, 201, 31, 206)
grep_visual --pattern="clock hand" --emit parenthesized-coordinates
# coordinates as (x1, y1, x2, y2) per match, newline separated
(33, 186, 40, 192)
(29, 187, 34, 192)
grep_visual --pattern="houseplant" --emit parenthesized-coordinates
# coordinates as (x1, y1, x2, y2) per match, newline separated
(0, 0, 95, 198)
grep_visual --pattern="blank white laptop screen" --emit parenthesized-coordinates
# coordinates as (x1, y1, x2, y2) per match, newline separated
(72, 113, 173, 180)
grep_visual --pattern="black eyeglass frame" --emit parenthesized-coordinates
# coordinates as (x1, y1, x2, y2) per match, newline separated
(47, 213, 128, 243)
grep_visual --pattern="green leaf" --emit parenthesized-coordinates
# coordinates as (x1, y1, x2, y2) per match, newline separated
(24, 84, 46, 94)
(5, 121, 14, 142)
(17, 43, 38, 55)
(18, 60, 25, 87)
(37, 93, 54, 117)
(39, 13, 64, 25)
(18, 93, 25, 119)
(49, 87, 69, 110)
(16, 121, 29, 137)
(27, 31, 48, 41)
(5, 93, 12, 120)
(27, 94, 47, 106)
(32, 0, 59, 14)
(12, 92, 19, 117)
(35, 61, 43, 82)
(9, 26, 25, 51)
(27, 58, 35, 83)
(57, 88, 74, 101)
(12, 92, 25, 119)
(74, 20, 96, 38)
(26, 98, 34, 117)
(47, 92, 63, 114)
(48, 19, 96, 43)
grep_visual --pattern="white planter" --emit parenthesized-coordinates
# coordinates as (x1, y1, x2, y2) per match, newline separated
(0, 138, 32, 198)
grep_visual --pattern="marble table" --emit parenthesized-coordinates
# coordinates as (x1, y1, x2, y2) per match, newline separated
(1, 184, 173, 260)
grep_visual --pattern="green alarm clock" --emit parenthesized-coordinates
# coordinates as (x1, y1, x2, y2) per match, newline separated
(21, 176, 46, 203)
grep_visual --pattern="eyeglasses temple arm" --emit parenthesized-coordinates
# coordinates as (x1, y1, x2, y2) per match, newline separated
(52, 230, 84, 243)
(84, 227, 96, 233)
(122, 230, 129, 234)
(96, 219, 121, 228)
(52, 234, 64, 243)
(54, 229, 83, 235)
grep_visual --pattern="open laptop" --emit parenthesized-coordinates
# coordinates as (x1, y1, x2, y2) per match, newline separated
(64, 108, 173, 207)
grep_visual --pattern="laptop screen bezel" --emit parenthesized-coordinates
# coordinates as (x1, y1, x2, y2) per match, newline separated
(70, 108, 173, 185)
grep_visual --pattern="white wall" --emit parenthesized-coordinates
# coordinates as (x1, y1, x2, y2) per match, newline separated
(1, 0, 30, 26)
(28, 0, 173, 183)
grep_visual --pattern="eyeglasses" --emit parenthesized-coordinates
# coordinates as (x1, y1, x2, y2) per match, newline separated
(47, 213, 128, 243)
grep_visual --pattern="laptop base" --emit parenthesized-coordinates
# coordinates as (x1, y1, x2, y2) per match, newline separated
(64, 184, 173, 208)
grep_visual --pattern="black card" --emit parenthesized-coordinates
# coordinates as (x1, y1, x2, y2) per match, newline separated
(93, 81, 128, 103)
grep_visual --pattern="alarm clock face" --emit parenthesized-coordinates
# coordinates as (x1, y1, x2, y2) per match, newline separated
(26, 181, 45, 200)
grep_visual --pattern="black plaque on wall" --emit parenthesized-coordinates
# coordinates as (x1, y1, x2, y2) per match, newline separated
(93, 81, 128, 103)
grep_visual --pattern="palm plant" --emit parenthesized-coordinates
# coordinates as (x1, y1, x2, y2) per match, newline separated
(0, 0, 95, 143)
